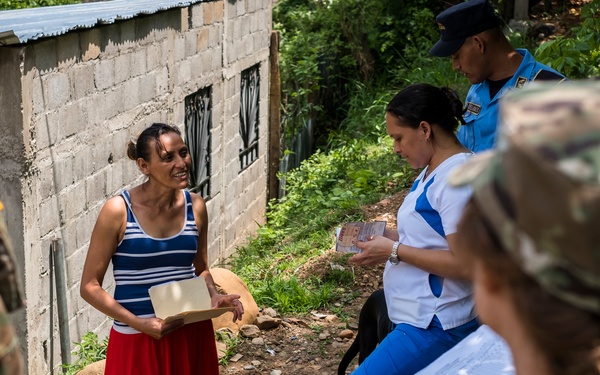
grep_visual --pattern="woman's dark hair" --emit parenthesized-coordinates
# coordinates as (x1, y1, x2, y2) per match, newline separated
(458, 199, 600, 375)
(386, 83, 465, 135)
(126, 123, 181, 161)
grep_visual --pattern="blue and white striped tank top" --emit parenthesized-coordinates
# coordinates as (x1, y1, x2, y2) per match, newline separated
(112, 190, 198, 334)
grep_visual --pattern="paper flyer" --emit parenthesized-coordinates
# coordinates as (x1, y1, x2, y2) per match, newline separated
(149, 276, 233, 325)
(336, 221, 386, 253)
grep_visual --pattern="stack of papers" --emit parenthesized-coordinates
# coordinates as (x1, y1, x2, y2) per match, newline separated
(149, 276, 233, 324)
(416, 325, 515, 375)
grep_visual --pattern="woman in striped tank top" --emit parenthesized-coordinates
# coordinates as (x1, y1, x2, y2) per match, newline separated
(80, 123, 244, 374)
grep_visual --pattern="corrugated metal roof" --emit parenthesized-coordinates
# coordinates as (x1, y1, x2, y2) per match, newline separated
(0, 0, 206, 46)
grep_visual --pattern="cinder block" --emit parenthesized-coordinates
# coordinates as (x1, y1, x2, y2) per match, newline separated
(190, 3, 204, 28)
(173, 34, 186, 63)
(94, 59, 115, 91)
(119, 78, 140, 113)
(114, 53, 132, 84)
(119, 20, 136, 52)
(80, 28, 101, 62)
(176, 59, 192, 86)
(236, 0, 246, 17)
(205, 1, 224, 25)
(146, 44, 160, 71)
(34, 39, 58, 74)
(100, 24, 121, 57)
(209, 24, 222, 49)
(38, 197, 59, 236)
(197, 28, 209, 51)
(249, 12, 258, 33)
(30, 74, 45, 117)
(57, 33, 80, 70)
(241, 15, 250, 37)
(43, 72, 71, 110)
(137, 73, 156, 103)
(85, 172, 107, 215)
(131, 49, 148, 77)
(135, 17, 156, 46)
(156, 66, 169, 97)
(244, 36, 254, 57)
(70, 64, 95, 101)
(54, 155, 75, 193)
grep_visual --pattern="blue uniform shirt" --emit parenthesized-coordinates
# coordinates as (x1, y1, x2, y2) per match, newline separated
(458, 49, 566, 152)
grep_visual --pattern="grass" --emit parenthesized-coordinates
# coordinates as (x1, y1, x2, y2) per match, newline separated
(225, 136, 414, 315)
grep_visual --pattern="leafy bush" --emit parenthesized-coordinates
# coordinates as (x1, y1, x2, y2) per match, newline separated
(63, 332, 107, 375)
(229, 138, 413, 313)
(0, 0, 81, 10)
(534, 0, 600, 78)
(274, 0, 447, 149)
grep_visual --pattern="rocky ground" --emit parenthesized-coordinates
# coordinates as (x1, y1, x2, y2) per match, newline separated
(218, 190, 408, 375)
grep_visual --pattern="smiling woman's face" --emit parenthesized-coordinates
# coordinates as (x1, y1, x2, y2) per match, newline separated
(144, 131, 192, 189)
(386, 112, 431, 169)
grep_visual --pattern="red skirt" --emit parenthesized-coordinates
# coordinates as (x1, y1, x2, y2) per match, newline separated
(104, 320, 219, 375)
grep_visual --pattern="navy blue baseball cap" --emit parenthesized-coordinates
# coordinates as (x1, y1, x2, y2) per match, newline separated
(430, 0, 501, 57)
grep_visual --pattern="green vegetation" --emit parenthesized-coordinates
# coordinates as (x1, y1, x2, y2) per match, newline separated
(228, 137, 413, 314)
(63, 332, 107, 375)
(0, 0, 81, 10)
(215, 329, 241, 366)
(534, 0, 600, 78)
(230, 0, 600, 317)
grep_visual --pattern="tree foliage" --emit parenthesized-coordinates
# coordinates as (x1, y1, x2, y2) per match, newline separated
(0, 0, 81, 10)
(274, 0, 447, 150)
(534, 0, 600, 78)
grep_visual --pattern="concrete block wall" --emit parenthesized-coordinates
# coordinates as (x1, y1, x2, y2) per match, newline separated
(0, 0, 272, 373)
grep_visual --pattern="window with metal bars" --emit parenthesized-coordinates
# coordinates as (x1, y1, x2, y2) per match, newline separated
(239, 64, 260, 171)
(184, 87, 212, 199)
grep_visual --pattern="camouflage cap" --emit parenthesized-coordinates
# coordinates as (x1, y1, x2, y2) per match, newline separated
(449, 80, 600, 314)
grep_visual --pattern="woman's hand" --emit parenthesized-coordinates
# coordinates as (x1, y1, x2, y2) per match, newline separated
(134, 317, 184, 340)
(212, 293, 244, 322)
(349, 235, 394, 266)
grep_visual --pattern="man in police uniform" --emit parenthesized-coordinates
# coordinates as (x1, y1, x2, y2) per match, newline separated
(0, 200, 24, 375)
(430, 0, 567, 152)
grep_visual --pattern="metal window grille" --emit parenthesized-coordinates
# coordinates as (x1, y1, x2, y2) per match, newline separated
(239, 64, 260, 171)
(184, 87, 212, 199)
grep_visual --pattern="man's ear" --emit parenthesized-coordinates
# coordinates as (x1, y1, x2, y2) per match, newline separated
(472, 35, 485, 54)
(137, 158, 150, 175)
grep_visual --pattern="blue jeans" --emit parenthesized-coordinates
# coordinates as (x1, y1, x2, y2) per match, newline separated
(351, 316, 479, 375)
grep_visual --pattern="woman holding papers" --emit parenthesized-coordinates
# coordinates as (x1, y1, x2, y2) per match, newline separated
(348, 83, 478, 375)
(80, 123, 244, 375)
(452, 83, 600, 375)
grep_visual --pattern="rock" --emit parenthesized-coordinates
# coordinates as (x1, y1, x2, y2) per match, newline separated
(324, 314, 338, 323)
(251, 337, 265, 345)
(230, 353, 244, 362)
(210, 267, 259, 332)
(75, 360, 105, 375)
(239, 324, 261, 338)
(270, 370, 282, 375)
(216, 341, 227, 359)
(255, 315, 282, 330)
(348, 322, 358, 330)
(338, 329, 353, 339)
(251, 360, 262, 366)
(262, 307, 278, 317)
